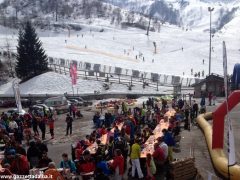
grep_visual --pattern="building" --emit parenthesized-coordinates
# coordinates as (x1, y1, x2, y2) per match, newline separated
(192, 74, 225, 98)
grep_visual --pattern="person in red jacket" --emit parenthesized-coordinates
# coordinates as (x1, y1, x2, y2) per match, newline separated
(109, 149, 124, 180)
(48, 118, 54, 139)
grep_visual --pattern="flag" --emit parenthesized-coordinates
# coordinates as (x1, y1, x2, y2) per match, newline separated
(12, 81, 23, 113)
(223, 41, 236, 166)
(70, 63, 77, 85)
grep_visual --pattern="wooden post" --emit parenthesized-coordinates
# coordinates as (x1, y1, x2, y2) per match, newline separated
(106, 74, 109, 82)
(85, 71, 87, 80)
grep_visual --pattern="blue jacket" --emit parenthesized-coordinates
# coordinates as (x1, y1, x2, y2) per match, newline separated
(60, 160, 77, 173)
(163, 132, 175, 147)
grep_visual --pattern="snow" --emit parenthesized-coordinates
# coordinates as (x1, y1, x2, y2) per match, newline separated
(0, 0, 240, 95)
(0, 72, 173, 95)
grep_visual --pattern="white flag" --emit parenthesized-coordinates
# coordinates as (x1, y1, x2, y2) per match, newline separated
(223, 41, 236, 165)
(223, 41, 228, 98)
(12, 81, 23, 113)
(228, 117, 236, 165)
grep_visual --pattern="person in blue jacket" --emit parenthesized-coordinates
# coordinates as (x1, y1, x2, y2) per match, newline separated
(60, 153, 77, 174)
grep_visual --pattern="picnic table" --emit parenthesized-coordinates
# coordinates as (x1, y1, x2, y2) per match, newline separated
(87, 122, 124, 154)
(141, 109, 175, 158)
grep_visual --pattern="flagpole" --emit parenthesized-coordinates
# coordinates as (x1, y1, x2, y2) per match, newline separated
(223, 41, 236, 180)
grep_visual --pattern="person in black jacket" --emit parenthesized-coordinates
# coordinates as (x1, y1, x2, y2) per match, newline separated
(66, 114, 73, 136)
(27, 141, 41, 168)
(35, 138, 48, 154)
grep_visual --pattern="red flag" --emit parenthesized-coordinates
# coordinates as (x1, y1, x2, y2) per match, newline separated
(70, 63, 77, 85)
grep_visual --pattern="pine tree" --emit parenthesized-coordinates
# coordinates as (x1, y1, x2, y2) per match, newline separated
(15, 21, 48, 80)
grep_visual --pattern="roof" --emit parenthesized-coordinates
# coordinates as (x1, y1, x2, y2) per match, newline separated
(192, 73, 224, 87)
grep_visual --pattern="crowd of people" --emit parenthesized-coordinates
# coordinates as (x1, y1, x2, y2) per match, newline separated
(0, 96, 204, 180)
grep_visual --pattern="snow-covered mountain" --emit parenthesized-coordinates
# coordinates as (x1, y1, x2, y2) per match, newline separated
(104, 0, 240, 31)
(0, 0, 239, 32)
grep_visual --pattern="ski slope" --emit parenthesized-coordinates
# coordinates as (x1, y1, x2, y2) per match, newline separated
(0, 18, 239, 77)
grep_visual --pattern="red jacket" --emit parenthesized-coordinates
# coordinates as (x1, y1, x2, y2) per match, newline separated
(110, 155, 124, 175)
(152, 147, 165, 162)
(11, 155, 29, 175)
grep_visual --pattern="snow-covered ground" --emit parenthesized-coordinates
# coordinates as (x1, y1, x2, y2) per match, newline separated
(1, 1, 240, 95)
(0, 72, 173, 95)
(1, 17, 239, 78)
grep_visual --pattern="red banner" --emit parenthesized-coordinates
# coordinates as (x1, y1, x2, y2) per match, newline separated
(70, 63, 77, 85)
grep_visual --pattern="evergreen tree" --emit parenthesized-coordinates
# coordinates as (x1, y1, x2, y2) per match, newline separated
(15, 21, 48, 80)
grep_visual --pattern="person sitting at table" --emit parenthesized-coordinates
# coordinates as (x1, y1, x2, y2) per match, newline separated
(109, 149, 124, 180)
(14, 141, 26, 156)
(85, 135, 91, 146)
(96, 155, 112, 176)
(98, 125, 107, 136)
(7, 149, 29, 175)
(37, 152, 52, 168)
(44, 162, 64, 180)
(60, 153, 77, 174)
(77, 150, 95, 180)
(106, 136, 114, 160)
(95, 140, 106, 158)
(0, 163, 13, 179)
(75, 140, 85, 160)
(27, 141, 41, 168)
(95, 167, 110, 180)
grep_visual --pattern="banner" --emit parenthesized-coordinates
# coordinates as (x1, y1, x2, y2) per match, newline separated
(70, 63, 77, 85)
(12, 81, 23, 113)
(223, 41, 236, 166)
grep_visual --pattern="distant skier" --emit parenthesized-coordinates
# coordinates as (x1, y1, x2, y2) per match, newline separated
(203, 59, 205, 64)
(191, 68, 193, 75)
(143, 57, 145, 62)
(182, 47, 183, 51)
(202, 70, 204, 77)
(82, 34, 84, 38)
(133, 46, 135, 51)
(136, 55, 137, 60)
(85, 45, 87, 49)
(152, 59, 154, 63)
(198, 72, 200, 77)
(65, 40, 67, 43)
(183, 72, 185, 76)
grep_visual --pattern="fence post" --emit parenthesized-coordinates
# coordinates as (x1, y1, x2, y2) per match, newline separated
(106, 74, 109, 82)
(157, 81, 159, 91)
